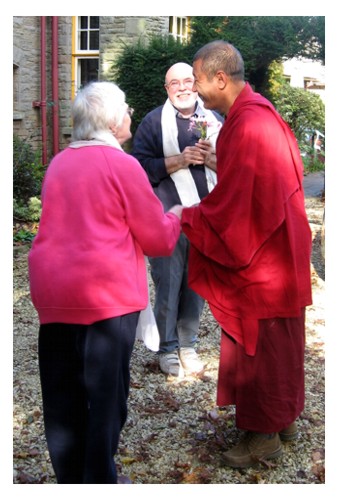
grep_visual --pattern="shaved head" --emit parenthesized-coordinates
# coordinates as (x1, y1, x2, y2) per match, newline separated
(165, 62, 193, 84)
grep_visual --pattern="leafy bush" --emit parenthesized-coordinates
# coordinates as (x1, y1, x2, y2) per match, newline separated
(13, 135, 45, 204)
(13, 227, 36, 243)
(111, 28, 325, 174)
(301, 148, 325, 173)
(270, 83, 325, 146)
(13, 197, 42, 222)
(267, 61, 325, 172)
(13, 197, 41, 244)
(111, 35, 191, 133)
(189, 16, 324, 92)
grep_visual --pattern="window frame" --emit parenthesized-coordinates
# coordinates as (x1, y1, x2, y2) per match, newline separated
(72, 16, 100, 97)
(169, 16, 189, 42)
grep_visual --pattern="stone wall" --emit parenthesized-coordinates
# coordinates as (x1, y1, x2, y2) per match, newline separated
(13, 17, 46, 150)
(57, 17, 73, 148)
(13, 16, 73, 158)
(13, 16, 170, 162)
(99, 16, 169, 79)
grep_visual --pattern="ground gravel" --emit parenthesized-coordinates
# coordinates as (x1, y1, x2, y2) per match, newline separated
(13, 191, 325, 486)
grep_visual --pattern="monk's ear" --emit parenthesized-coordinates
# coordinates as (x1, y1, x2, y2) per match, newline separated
(215, 71, 228, 90)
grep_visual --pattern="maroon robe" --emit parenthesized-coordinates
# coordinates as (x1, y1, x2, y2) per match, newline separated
(181, 84, 312, 430)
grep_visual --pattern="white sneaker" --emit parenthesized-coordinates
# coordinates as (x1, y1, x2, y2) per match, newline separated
(159, 351, 183, 377)
(179, 348, 204, 374)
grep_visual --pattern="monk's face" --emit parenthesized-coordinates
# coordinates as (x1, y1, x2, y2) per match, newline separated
(192, 59, 225, 113)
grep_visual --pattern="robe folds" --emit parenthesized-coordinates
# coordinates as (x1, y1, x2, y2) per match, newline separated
(181, 83, 312, 357)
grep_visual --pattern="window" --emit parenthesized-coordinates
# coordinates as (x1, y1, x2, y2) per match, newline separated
(72, 16, 100, 96)
(13, 63, 23, 119)
(169, 16, 188, 42)
(13, 63, 19, 110)
(76, 57, 99, 88)
(77, 16, 99, 51)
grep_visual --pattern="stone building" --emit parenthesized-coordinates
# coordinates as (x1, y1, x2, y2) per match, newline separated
(14, 17, 324, 165)
(13, 16, 189, 164)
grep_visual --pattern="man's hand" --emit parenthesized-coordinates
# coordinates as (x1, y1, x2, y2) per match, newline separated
(180, 145, 205, 166)
(165, 146, 205, 174)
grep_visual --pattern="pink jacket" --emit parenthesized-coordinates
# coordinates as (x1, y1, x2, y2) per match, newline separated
(29, 142, 181, 324)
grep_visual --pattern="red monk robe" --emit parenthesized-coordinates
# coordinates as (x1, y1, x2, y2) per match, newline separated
(181, 83, 312, 432)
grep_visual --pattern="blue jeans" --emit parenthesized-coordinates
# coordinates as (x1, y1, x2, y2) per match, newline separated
(149, 234, 204, 354)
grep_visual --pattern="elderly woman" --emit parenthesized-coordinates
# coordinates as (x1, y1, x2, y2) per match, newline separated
(28, 81, 182, 484)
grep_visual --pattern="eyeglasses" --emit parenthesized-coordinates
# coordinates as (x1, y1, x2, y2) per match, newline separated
(127, 106, 134, 117)
(165, 78, 194, 91)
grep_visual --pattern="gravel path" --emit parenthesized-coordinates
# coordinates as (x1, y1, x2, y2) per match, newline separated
(12, 186, 325, 488)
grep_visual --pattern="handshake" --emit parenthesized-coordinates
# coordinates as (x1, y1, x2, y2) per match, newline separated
(168, 205, 184, 220)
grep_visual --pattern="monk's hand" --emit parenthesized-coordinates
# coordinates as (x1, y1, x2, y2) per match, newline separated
(195, 140, 217, 171)
(195, 139, 213, 157)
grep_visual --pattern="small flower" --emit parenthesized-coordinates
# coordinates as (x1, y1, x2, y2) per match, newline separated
(188, 116, 209, 139)
(189, 116, 222, 140)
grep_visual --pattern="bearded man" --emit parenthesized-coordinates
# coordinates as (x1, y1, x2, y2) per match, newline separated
(132, 62, 223, 377)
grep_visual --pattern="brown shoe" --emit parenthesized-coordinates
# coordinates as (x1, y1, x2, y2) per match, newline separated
(279, 422, 299, 442)
(222, 432, 283, 468)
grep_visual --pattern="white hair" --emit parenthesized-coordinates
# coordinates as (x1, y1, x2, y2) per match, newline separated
(71, 81, 127, 141)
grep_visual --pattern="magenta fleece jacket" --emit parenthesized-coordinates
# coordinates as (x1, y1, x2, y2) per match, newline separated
(28, 143, 181, 325)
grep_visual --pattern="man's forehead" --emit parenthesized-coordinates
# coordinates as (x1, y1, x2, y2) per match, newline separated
(166, 64, 193, 81)
(192, 59, 202, 72)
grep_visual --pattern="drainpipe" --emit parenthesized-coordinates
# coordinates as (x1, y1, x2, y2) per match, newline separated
(32, 17, 48, 164)
(52, 16, 59, 156)
(39, 16, 48, 165)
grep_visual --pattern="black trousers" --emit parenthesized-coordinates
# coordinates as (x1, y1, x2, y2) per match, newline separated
(38, 313, 139, 483)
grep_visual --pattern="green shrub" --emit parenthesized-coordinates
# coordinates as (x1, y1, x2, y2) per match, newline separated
(13, 197, 42, 222)
(111, 35, 191, 133)
(301, 149, 325, 173)
(13, 227, 36, 243)
(267, 73, 325, 172)
(13, 135, 45, 204)
(269, 82, 325, 146)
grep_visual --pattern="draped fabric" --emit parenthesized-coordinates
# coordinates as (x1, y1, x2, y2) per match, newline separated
(181, 84, 312, 355)
(161, 98, 221, 206)
(217, 310, 306, 431)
